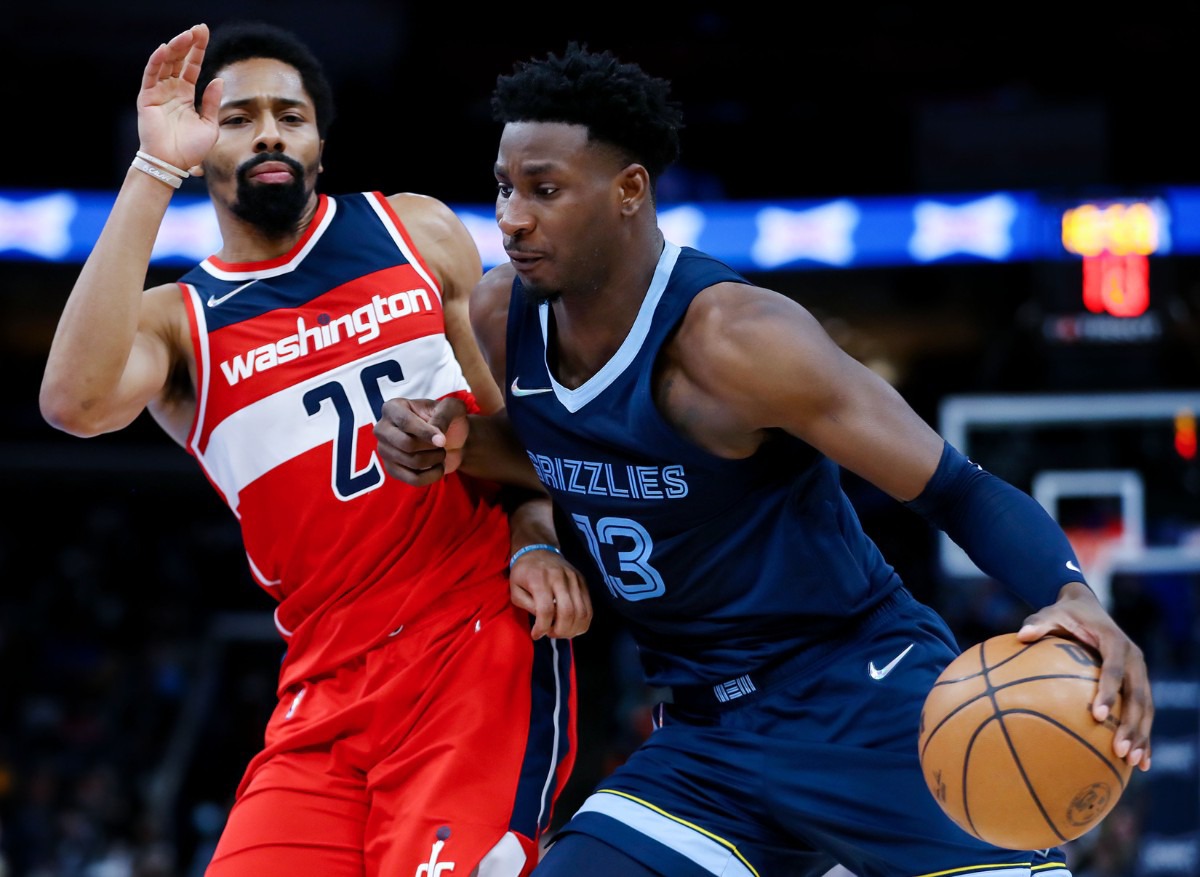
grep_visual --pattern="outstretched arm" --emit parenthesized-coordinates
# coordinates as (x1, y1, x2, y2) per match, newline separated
(672, 281, 1153, 771)
(40, 24, 221, 439)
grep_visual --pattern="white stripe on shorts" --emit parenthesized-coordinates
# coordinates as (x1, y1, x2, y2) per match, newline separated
(575, 790, 757, 877)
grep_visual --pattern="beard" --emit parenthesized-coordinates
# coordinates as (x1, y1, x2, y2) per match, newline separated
(231, 153, 311, 235)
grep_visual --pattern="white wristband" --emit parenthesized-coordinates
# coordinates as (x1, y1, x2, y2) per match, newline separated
(135, 150, 190, 179)
(131, 156, 182, 190)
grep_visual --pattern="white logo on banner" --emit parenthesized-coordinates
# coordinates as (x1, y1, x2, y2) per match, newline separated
(154, 201, 223, 261)
(0, 193, 76, 258)
(909, 194, 1016, 262)
(751, 200, 859, 268)
(659, 205, 705, 249)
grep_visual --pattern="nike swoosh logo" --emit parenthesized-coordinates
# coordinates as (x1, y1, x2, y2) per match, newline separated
(868, 642, 915, 680)
(207, 278, 258, 307)
(1066, 560, 1082, 574)
(511, 378, 553, 397)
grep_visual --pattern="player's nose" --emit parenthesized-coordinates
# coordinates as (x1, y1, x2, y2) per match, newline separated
(253, 115, 285, 153)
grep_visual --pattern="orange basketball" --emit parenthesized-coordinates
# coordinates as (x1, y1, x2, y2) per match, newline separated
(917, 633, 1132, 850)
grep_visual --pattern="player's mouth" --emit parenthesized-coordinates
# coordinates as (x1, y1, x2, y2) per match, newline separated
(246, 161, 296, 184)
(506, 249, 544, 269)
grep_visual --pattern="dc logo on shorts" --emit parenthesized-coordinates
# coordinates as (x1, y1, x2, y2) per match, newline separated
(415, 826, 455, 876)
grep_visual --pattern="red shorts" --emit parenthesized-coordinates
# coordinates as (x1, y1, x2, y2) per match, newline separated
(205, 591, 576, 877)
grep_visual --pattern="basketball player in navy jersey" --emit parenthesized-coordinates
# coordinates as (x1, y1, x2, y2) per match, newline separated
(374, 44, 1154, 877)
(40, 22, 591, 877)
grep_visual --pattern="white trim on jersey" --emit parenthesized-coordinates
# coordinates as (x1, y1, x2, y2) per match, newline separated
(245, 551, 280, 589)
(273, 605, 293, 638)
(198, 197, 338, 281)
(543, 241, 681, 414)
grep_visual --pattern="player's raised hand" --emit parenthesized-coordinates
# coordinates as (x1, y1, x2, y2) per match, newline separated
(137, 24, 221, 174)
(1017, 581, 1154, 772)
(375, 396, 469, 486)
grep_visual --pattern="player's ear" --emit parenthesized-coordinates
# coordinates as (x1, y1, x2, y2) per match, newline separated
(617, 164, 650, 216)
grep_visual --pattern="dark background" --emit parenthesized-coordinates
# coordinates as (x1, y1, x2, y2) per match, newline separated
(2, 3, 1199, 876)
(3, 2, 1200, 200)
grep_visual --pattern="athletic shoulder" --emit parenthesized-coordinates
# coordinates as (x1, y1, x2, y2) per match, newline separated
(383, 192, 481, 299)
(672, 281, 833, 414)
(142, 280, 190, 349)
(474, 262, 517, 312)
(682, 281, 816, 345)
(383, 191, 467, 241)
(470, 262, 518, 372)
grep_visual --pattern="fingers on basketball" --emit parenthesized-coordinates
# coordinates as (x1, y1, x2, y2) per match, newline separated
(917, 633, 1132, 850)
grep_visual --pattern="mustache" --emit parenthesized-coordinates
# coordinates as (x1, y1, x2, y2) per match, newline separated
(237, 152, 305, 180)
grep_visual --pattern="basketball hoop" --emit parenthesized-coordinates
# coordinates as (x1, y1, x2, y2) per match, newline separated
(1063, 521, 1127, 604)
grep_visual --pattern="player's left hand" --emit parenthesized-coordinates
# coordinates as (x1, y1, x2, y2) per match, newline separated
(1017, 581, 1153, 772)
(509, 548, 592, 639)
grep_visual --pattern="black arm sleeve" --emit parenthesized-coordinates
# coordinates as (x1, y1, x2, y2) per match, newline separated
(903, 441, 1090, 609)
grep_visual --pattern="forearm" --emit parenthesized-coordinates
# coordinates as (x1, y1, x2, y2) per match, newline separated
(41, 167, 175, 432)
(459, 410, 545, 491)
(905, 441, 1089, 609)
(504, 490, 559, 555)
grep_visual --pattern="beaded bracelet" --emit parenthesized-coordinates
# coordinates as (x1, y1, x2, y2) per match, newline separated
(509, 543, 562, 569)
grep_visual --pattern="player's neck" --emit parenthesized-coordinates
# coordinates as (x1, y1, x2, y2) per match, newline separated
(212, 193, 321, 264)
(548, 230, 665, 388)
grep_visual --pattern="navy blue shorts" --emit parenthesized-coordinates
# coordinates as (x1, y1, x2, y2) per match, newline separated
(545, 589, 1072, 877)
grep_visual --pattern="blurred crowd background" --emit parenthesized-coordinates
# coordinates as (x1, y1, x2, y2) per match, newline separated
(2, 3, 1199, 875)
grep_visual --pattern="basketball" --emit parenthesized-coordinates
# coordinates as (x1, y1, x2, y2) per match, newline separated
(917, 633, 1133, 850)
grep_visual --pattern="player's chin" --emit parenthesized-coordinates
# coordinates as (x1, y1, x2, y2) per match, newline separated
(513, 270, 561, 306)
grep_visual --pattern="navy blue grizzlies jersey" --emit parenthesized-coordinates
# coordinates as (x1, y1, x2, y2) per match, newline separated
(505, 242, 904, 689)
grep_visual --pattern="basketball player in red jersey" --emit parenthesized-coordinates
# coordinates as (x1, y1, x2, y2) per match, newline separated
(40, 21, 590, 877)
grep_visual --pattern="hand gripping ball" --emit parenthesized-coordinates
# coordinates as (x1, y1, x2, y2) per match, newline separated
(917, 633, 1132, 850)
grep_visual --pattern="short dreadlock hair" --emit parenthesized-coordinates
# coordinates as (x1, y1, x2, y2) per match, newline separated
(491, 42, 683, 186)
(197, 20, 336, 138)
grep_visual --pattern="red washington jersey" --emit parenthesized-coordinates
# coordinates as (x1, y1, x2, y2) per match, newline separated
(177, 192, 511, 691)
